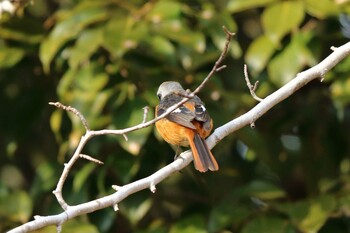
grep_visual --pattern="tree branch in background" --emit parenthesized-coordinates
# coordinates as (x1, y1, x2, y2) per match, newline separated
(209, 43, 350, 148)
(45, 26, 233, 214)
(7, 27, 234, 233)
(7, 36, 350, 232)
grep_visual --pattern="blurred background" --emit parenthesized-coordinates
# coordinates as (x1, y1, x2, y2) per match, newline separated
(1, 0, 350, 232)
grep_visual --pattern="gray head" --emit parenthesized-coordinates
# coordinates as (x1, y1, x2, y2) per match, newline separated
(157, 81, 185, 100)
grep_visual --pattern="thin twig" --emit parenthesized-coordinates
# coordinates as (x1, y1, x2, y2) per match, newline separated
(192, 26, 234, 95)
(47, 26, 235, 212)
(80, 154, 104, 164)
(243, 64, 263, 102)
(142, 106, 149, 124)
(122, 134, 128, 141)
(49, 102, 90, 131)
(8, 40, 350, 233)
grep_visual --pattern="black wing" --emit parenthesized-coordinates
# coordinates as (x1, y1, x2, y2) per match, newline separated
(157, 94, 196, 129)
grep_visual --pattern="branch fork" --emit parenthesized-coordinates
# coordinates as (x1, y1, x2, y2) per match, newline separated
(8, 28, 350, 233)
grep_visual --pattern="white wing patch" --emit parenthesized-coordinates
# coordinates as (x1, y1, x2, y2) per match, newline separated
(173, 108, 182, 113)
(198, 105, 206, 112)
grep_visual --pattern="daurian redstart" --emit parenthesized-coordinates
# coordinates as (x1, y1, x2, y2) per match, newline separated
(155, 81, 219, 172)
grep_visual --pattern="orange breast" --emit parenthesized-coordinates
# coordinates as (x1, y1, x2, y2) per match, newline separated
(155, 119, 193, 147)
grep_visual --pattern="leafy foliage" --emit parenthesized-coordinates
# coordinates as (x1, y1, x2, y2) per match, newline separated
(1, 0, 350, 232)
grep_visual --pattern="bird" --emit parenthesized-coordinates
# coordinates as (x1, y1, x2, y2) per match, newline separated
(155, 81, 219, 172)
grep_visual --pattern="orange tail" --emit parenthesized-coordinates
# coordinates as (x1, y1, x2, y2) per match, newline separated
(188, 133, 219, 172)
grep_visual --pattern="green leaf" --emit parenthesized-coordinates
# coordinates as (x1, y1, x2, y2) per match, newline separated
(276, 195, 336, 233)
(147, 0, 182, 21)
(239, 180, 286, 200)
(262, 1, 305, 44)
(103, 16, 148, 59)
(0, 45, 25, 68)
(146, 35, 176, 60)
(73, 163, 96, 192)
(242, 216, 291, 233)
(208, 201, 251, 232)
(304, 0, 340, 18)
(268, 33, 316, 85)
(245, 35, 276, 74)
(331, 78, 350, 111)
(57, 64, 109, 102)
(169, 215, 207, 233)
(151, 19, 206, 53)
(338, 194, 350, 216)
(198, 6, 240, 58)
(0, 191, 32, 223)
(107, 152, 140, 184)
(33, 162, 58, 193)
(40, 5, 108, 73)
(0, 17, 44, 44)
(227, 0, 278, 13)
(113, 96, 153, 155)
(121, 193, 153, 226)
(68, 27, 104, 70)
(50, 109, 63, 142)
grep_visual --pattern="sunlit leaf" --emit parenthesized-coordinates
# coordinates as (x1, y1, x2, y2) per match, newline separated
(238, 180, 286, 200)
(50, 109, 63, 142)
(262, 1, 305, 43)
(338, 194, 350, 216)
(103, 16, 148, 59)
(227, 0, 278, 13)
(199, 6, 240, 58)
(151, 18, 206, 53)
(330, 76, 350, 106)
(146, 35, 176, 60)
(40, 5, 108, 73)
(0, 17, 44, 44)
(68, 27, 104, 70)
(304, 0, 340, 18)
(120, 193, 153, 226)
(276, 195, 336, 233)
(245, 35, 276, 74)
(0, 191, 32, 223)
(268, 32, 316, 85)
(0, 45, 24, 68)
(147, 0, 182, 22)
(57, 64, 109, 103)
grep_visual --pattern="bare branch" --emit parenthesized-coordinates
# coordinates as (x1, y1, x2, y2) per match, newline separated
(90, 27, 235, 137)
(49, 102, 90, 131)
(8, 37, 350, 233)
(150, 182, 157, 193)
(52, 133, 92, 210)
(192, 26, 234, 94)
(79, 154, 104, 165)
(142, 106, 149, 124)
(209, 42, 350, 149)
(122, 133, 128, 141)
(243, 64, 263, 102)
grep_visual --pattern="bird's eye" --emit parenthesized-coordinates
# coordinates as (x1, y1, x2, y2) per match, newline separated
(157, 94, 162, 100)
